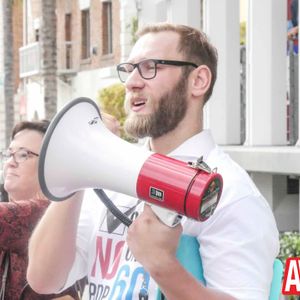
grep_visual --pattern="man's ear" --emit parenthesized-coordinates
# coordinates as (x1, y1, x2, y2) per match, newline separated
(190, 65, 212, 98)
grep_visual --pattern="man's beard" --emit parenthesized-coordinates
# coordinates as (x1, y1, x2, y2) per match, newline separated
(124, 76, 188, 139)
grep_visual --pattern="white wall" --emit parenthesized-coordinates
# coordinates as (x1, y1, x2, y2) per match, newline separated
(204, 0, 241, 145)
(25, 79, 44, 120)
(58, 67, 119, 109)
(245, 0, 286, 146)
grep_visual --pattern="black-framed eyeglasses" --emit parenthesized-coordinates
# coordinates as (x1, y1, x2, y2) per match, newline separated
(0, 148, 39, 164)
(116, 59, 198, 83)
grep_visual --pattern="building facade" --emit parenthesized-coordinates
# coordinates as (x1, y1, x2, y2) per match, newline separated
(18, 0, 138, 120)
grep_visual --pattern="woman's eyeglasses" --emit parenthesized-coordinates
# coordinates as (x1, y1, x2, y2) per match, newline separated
(0, 149, 39, 163)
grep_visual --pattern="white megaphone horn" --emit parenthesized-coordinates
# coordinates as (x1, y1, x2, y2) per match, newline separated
(38, 97, 222, 226)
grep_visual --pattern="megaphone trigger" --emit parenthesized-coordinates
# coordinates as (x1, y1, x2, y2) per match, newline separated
(150, 205, 182, 227)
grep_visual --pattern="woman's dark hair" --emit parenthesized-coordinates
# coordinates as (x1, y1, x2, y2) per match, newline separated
(11, 120, 50, 139)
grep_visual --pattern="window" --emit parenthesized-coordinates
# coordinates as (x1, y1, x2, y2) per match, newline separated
(287, 176, 299, 195)
(65, 13, 72, 69)
(81, 9, 90, 59)
(65, 13, 72, 42)
(102, 1, 113, 55)
(35, 29, 39, 42)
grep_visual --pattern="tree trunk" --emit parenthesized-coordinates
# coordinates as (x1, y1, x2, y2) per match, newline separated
(41, 0, 57, 120)
(2, 0, 15, 147)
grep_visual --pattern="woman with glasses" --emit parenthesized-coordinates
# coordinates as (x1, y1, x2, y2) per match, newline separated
(0, 120, 84, 300)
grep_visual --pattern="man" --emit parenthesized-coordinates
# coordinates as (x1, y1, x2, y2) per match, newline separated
(27, 23, 279, 300)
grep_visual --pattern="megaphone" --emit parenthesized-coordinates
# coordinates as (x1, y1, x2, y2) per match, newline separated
(38, 97, 222, 225)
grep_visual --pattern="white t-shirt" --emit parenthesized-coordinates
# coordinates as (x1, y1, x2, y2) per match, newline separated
(62, 130, 279, 300)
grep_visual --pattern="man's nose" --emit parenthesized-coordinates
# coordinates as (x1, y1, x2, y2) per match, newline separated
(125, 68, 145, 90)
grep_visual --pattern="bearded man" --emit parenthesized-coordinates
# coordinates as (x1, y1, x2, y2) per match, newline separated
(28, 23, 279, 300)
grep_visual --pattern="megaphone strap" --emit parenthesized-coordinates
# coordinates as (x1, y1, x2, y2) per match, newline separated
(93, 189, 133, 227)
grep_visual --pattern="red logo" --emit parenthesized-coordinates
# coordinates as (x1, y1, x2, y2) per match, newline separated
(282, 257, 300, 295)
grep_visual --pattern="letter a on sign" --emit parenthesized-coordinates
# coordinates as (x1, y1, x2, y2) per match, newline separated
(282, 257, 300, 295)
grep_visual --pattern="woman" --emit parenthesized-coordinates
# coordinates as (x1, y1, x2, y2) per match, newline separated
(0, 120, 84, 300)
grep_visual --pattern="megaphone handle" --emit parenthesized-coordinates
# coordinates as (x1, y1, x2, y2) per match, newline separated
(150, 205, 182, 227)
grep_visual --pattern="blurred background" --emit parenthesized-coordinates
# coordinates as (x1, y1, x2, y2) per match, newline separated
(0, 1, 299, 297)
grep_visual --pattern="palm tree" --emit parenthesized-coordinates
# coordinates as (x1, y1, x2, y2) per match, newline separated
(41, 0, 57, 120)
(2, 0, 14, 147)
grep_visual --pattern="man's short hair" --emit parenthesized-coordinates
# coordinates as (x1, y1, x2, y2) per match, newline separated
(137, 23, 218, 102)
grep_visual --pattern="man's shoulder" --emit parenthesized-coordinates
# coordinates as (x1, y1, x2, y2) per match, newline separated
(206, 147, 267, 207)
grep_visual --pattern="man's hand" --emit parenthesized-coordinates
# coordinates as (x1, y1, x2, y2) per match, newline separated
(126, 205, 182, 273)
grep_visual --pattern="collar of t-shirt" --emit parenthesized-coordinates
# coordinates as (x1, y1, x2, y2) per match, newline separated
(143, 129, 216, 163)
